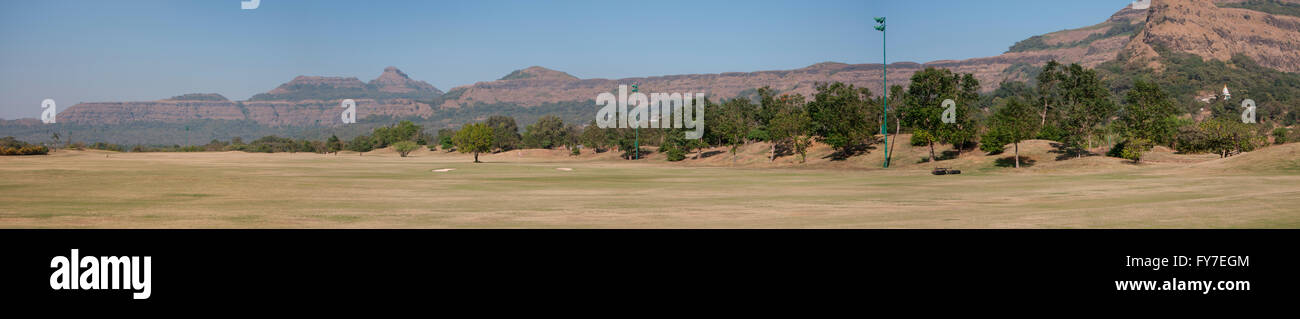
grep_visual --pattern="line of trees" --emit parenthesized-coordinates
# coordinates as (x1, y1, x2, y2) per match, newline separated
(25, 60, 1286, 166)
(549, 60, 1278, 166)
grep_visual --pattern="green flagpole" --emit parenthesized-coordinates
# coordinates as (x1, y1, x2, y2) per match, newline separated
(875, 17, 889, 168)
(632, 83, 639, 160)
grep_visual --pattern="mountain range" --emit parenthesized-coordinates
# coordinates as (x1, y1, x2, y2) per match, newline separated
(3, 0, 1298, 144)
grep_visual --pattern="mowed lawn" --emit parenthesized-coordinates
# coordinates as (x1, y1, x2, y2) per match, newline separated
(1, 148, 1297, 228)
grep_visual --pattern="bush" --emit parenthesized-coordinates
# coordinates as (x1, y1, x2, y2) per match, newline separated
(1273, 128, 1290, 144)
(0, 137, 49, 155)
(664, 145, 686, 161)
(0, 145, 48, 155)
(393, 141, 419, 157)
(1109, 138, 1152, 163)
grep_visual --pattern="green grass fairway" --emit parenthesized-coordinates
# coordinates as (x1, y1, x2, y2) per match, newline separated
(1, 146, 1298, 228)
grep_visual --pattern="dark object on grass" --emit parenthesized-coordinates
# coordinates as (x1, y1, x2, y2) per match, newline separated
(931, 167, 961, 175)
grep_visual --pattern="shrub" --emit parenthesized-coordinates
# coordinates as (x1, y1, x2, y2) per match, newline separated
(1110, 138, 1152, 163)
(665, 145, 686, 162)
(1273, 128, 1290, 144)
(0, 137, 49, 155)
(393, 141, 418, 157)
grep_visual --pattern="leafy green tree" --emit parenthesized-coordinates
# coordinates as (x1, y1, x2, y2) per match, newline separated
(901, 68, 975, 162)
(393, 141, 418, 157)
(522, 115, 567, 149)
(767, 94, 811, 162)
(435, 128, 456, 151)
(371, 121, 423, 148)
(346, 135, 374, 154)
(1177, 118, 1262, 158)
(981, 97, 1040, 168)
(806, 82, 878, 156)
(1036, 60, 1066, 127)
(1052, 64, 1117, 157)
(485, 115, 521, 152)
(943, 73, 983, 155)
(453, 123, 495, 163)
(326, 135, 342, 155)
(756, 86, 781, 129)
(1118, 79, 1181, 145)
(579, 120, 608, 152)
(713, 98, 756, 162)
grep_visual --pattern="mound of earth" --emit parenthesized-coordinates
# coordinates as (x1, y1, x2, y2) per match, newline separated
(1194, 142, 1300, 173)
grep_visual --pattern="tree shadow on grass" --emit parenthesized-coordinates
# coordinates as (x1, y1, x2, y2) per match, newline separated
(771, 143, 794, 160)
(994, 156, 1036, 168)
(823, 143, 877, 161)
(1049, 142, 1094, 161)
(916, 150, 961, 163)
(697, 150, 725, 159)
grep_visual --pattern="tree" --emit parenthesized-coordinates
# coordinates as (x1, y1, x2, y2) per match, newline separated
(901, 68, 974, 163)
(392, 141, 418, 157)
(1177, 118, 1261, 158)
(1052, 64, 1116, 157)
(768, 94, 811, 162)
(579, 120, 608, 152)
(371, 121, 422, 148)
(1118, 80, 1180, 145)
(453, 123, 494, 163)
(435, 128, 456, 151)
(326, 135, 342, 155)
(1037, 60, 1065, 127)
(713, 98, 755, 162)
(942, 73, 982, 156)
(485, 115, 521, 152)
(346, 135, 375, 154)
(981, 97, 1040, 168)
(522, 115, 567, 149)
(806, 82, 878, 156)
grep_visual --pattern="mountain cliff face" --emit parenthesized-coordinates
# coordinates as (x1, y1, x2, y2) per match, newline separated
(1125, 0, 1300, 71)
(438, 4, 1153, 109)
(57, 67, 440, 126)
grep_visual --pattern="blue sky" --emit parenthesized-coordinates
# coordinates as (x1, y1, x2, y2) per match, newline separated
(0, 0, 1136, 119)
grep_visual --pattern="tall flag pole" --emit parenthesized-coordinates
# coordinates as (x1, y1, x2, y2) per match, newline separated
(632, 83, 640, 160)
(875, 17, 889, 168)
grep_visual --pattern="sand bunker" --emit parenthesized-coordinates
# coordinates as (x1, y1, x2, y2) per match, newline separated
(432, 168, 456, 172)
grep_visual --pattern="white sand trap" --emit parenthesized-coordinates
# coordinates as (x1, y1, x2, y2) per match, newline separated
(556, 168, 573, 171)
(432, 168, 456, 172)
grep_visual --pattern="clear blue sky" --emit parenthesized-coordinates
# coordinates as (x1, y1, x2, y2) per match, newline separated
(0, 0, 1136, 119)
